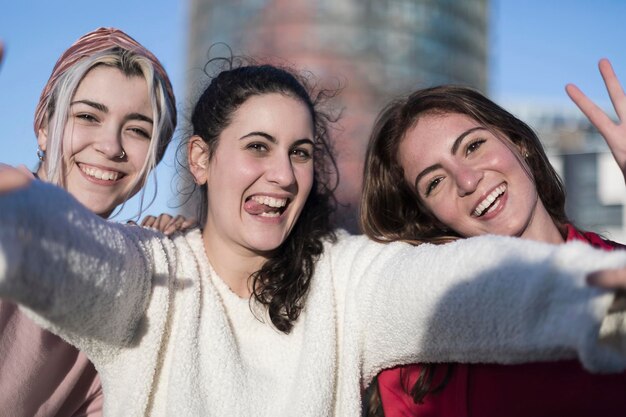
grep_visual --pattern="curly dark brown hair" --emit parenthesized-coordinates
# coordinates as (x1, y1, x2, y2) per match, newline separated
(188, 59, 339, 333)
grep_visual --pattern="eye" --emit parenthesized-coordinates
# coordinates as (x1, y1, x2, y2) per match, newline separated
(127, 127, 151, 140)
(75, 113, 98, 123)
(290, 146, 312, 162)
(465, 139, 486, 155)
(246, 142, 269, 153)
(424, 176, 443, 196)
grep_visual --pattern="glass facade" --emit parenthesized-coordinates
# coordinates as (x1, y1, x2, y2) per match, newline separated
(509, 103, 626, 241)
(185, 0, 489, 230)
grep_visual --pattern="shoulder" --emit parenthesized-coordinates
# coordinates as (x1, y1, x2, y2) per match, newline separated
(566, 224, 626, 252)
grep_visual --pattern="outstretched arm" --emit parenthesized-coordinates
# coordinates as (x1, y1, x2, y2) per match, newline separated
(0, 167, 164, 351)
(330, 234, 626, 384)
(566, 59, 626, 178)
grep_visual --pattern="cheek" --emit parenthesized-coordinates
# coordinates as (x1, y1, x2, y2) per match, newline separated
(127, 140, 152, 169)
(296, 165, 315, 195)
(208, 156, 255, 197)
(426, 198, 458, 225)
(62, 122, 86, 158)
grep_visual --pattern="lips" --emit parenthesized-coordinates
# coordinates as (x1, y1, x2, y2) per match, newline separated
(473, 184, 506, 217)
(244, 195, 289, 217)
(79, 163, 124, 182)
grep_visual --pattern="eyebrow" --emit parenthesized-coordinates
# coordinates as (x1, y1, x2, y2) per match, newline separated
(240, 131, 314, 146)
(71, 100, 153, 124)
(241, 131, 275, 142)
(413, 126, 486, 190)
(72, 99, 107, 113)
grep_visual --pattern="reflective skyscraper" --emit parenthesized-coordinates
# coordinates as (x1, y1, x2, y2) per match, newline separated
(185, 0, 489, 229)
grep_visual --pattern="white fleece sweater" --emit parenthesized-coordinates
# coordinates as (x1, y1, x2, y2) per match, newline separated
(2, 182, 626, 417)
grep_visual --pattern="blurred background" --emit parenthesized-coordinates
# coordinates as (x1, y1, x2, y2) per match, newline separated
(2, 0, 626, 238)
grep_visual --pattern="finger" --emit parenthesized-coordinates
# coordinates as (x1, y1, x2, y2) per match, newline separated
(165, 215, 187, 235)
(126, 220, 138, 225)
(566, 83, 617, 139)
(0, 167, 32, 192)
(153, 216, 169, 232)
(140, 215, 157, 228)
(587, 268, 626, 289)
(15, 165, 35, 179)
(155, 214, 174, 231)
(598, 58, 626, 121)
(182, 217, 198, 229)
(0, 41, 4, 66)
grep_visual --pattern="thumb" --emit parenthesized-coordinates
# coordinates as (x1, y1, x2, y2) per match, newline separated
(587, 268, 626, 289)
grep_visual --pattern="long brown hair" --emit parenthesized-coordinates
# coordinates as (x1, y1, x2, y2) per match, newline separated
(360, 85, 571, 407)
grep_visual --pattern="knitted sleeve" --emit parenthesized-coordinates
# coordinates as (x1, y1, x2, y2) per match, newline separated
(327, 233, 626, 384)
(0, 181, 167, 357)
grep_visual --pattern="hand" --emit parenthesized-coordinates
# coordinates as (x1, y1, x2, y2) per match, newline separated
(0, 164, 35, 193)
(135, 213, 197, 236)
(588, 268, 626, 289)
(588, 269, 626, 313)
(566, 59, 626, 176)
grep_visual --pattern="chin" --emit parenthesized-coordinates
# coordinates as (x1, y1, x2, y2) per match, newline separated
(79, 199, 116, 217)
(249, 235, 289, 254)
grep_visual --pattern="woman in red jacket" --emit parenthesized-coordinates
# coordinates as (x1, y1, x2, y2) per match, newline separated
(361, 59, 626, 417)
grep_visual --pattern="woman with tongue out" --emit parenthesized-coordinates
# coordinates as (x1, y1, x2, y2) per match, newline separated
(0, 28, 176, 416)
(361, 60, 626, 417)
(4, 60, 626, 417)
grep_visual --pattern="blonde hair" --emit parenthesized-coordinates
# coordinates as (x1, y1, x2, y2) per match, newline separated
(34, 28, 176, 215)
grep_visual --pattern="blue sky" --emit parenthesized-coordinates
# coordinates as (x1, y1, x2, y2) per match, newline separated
(1, 0, 625, 220)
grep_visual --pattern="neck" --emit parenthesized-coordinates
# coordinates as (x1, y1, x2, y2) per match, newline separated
(520, 204, 565, 244)
(36, 165, 48, 181)
(200, 224, 266, 299)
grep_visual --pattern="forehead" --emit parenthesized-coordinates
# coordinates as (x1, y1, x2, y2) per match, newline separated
(228, 93, 314, 133)
(73, 65, 151, 111)
(75, 65, 148, 97)
(403, 112, 479, 145)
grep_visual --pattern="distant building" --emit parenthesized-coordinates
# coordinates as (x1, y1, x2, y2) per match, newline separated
(508, 103, 626, 242)
(185, 0, 490, 231)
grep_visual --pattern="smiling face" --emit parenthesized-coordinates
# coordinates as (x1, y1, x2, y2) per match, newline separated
(398, 112, 562, 242)
(37, 65, 153, 217)
(198, 93, 315, 261)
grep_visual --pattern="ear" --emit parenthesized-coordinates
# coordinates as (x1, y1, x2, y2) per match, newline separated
(517, 144, 530, 159)
(37, 126, 48, 152)
(188, 135, 210, 185)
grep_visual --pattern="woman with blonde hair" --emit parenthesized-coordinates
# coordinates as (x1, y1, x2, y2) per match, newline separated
(0, 27, 176, 416)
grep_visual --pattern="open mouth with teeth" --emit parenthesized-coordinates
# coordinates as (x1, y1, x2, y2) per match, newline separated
(79, 164, 123, 182)
(244, 195, 289, 218)
(473, 184, 506, 217)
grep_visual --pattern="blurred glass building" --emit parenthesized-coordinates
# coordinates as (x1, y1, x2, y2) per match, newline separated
(184, 0, 490, 231)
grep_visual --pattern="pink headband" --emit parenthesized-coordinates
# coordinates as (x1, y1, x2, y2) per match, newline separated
(33, 27, 175, 135)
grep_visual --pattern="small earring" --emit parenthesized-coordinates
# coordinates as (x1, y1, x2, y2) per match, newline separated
(117, 149, 126, 159)
(36, 146, 46, 162)
(524, 151, 530, 158)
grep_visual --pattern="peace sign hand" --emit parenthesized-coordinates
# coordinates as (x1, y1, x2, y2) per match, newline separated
(566, 59, 626, 178)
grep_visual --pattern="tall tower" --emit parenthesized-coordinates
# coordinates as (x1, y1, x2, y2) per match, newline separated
(185, 0, 489, 230)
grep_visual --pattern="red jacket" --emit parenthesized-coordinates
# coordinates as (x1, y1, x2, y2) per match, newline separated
(378, 226, 626, 417)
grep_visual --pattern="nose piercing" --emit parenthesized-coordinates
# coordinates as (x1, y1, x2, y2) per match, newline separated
(118, 149, 126, 159)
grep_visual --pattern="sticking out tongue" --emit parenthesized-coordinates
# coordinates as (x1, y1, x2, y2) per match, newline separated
(244, 199, 277, 215)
